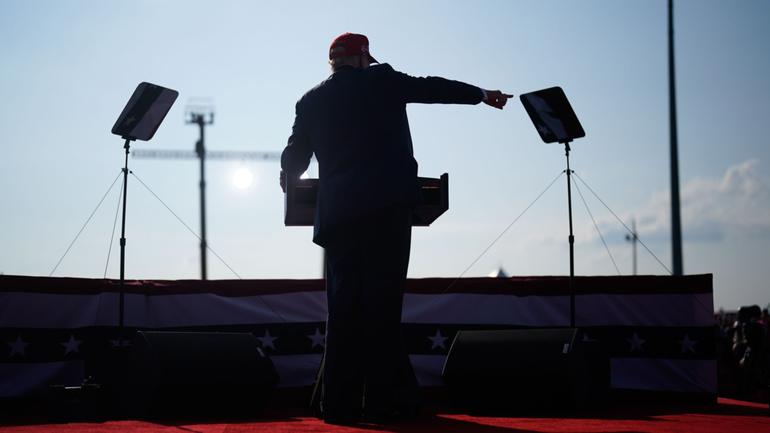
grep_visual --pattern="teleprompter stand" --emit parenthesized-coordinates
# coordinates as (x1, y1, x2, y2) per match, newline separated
(48, 83, 179, 416)
(110, 82, 178, 332)
(440, 89, 606, 412)
(118, 137, 131, 330)
(520, 86, 585, 327)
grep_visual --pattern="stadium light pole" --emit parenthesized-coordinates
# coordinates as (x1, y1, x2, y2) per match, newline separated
(668, 0, 684, 275)
(186, 100, 215, 280)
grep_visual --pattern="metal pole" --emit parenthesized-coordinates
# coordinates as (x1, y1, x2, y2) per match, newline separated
(626, 218, 639, 275)
(565, 142, 575, 328)
(194, 115, 208, 280)
(119, 138, 132, 329)
(632, 219, 638, 275)
(669, 0, 683, 275)
(626, 218, 638, 275)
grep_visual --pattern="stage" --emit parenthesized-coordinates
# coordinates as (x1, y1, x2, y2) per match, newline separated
(1, 397, 768, 433)
(1, 273, 741, 431)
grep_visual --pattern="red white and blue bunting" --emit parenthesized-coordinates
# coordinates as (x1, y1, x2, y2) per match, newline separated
(0, 274, 715, 397)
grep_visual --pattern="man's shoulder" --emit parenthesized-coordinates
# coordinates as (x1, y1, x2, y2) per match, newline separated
(308, 75, 334, 95)
(297, 76, 333, 108)
(296, 64, 402, 106)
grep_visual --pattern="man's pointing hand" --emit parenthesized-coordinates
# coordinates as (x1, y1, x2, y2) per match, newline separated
(483, 90, 514, 110)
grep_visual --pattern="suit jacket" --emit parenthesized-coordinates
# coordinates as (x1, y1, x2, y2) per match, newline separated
(281, 63, 483, 246)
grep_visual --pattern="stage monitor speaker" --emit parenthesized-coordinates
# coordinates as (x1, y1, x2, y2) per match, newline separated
(125, 331, 279, 417)
(442, 328, 609, 411)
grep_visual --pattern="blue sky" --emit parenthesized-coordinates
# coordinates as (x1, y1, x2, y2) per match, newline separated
(1, 0, 768, 310)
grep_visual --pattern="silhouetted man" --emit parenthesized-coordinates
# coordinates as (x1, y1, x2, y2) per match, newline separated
(280, 32, 512, 425)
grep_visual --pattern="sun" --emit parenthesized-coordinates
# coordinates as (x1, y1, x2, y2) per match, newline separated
(232, 167, 253, 189)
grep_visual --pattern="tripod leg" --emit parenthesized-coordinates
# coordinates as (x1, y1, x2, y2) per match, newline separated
(310, 352, 325, 418)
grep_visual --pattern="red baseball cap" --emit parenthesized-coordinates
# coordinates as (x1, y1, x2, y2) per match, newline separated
(329, 32, 378, 64)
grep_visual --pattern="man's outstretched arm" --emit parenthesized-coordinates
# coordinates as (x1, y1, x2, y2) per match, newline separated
(386, 64, 513, 109)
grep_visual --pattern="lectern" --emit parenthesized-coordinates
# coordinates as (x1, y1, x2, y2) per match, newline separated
(286, 173, 449, 412)
(284, 174, 449, 226)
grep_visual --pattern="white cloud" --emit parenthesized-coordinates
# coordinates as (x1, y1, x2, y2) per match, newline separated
(413, 160, 770, 278)
(591, 159, 770, 244)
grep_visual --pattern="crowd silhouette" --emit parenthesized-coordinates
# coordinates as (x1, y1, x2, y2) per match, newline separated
(716, 305, 769, 402)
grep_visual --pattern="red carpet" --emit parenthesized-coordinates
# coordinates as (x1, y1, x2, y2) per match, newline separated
(1, 398, 768, 433)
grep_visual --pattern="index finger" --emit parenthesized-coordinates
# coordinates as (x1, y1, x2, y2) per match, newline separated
(503, 93, 514, 98)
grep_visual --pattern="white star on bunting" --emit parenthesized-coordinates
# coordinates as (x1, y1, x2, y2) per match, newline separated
(257, 329, 278, 351)
(8, 336, 29, 357)
(428, 329, 448, 350)
(307, 328, 325, 349)
(626, 332, 646, 353)
(61, 335, 82, 355)
(679, 334, 697, 354)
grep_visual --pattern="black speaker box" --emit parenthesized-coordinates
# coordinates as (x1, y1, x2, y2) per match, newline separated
(442, 328, 609, 411)
(124, 331, 279, 417)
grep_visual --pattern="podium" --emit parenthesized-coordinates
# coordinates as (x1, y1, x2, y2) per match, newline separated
(284, 174, 449, 226)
